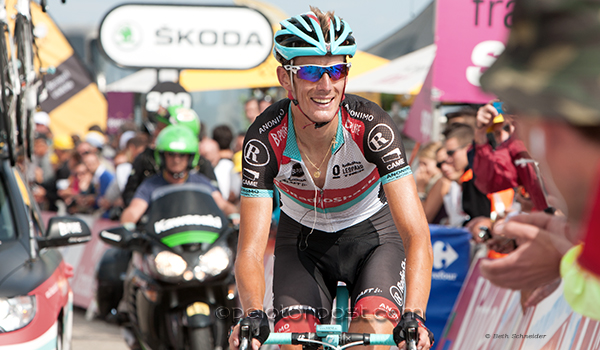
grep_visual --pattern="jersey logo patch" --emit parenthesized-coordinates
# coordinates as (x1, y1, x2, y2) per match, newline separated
(244, 139, 270, 166)
(368, 124, 394, 152)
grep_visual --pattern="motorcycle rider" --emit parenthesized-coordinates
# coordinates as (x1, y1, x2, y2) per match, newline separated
(122, 105, 218, 207)
(121, 124, 237, 229)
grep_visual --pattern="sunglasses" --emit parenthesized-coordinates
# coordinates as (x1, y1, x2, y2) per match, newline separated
(284, 63, 351, 82)
(436, 160, 447, 169)
(445, 144, 470, 157)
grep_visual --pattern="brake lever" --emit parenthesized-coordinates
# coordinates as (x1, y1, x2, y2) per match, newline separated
(405, 319, 418, 350)
(239, 319, 251, 350)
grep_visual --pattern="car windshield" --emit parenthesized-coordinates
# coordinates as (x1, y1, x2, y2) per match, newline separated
(0, 181, 16, 241)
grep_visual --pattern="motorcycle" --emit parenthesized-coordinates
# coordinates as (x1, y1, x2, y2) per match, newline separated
(98, 183, 238, 350)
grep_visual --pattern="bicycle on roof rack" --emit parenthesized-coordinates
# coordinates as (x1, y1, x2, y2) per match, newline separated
(12, 0, 62, 160)
(0, 0, 20, 166)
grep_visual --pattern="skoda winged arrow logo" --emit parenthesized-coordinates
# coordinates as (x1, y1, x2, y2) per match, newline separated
(432, 241, 458, 269)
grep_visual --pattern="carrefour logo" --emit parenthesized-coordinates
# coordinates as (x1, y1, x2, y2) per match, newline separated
(433, 241, 458, 269)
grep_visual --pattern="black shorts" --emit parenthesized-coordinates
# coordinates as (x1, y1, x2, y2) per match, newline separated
(272, 205, 406, 333)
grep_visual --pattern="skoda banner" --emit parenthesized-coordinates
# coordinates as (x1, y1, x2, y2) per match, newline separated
(99, 4, 273, 69)
(426, 224, 472, 344)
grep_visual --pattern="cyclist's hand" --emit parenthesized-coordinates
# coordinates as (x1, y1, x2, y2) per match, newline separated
(393, 312, 434, 350)
(228, 310, 270, 350)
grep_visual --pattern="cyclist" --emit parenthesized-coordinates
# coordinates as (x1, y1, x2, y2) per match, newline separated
(121, 125, 237, 227)
(122, 105, 217, 206)
(230, 7, 433, 350)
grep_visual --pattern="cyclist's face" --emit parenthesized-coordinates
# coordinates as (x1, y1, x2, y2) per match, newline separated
(284, 55, 347, 124)
(165, 152, 189, 174)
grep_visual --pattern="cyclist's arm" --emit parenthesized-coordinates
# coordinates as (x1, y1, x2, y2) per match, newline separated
(236, 196, 273, 313)
(383, 175, 433, 318)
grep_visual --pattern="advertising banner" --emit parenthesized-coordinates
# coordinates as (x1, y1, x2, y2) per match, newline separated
(432, 0, 513, 104)
(426, 225, 472, 345)
(99, 4, 273, 70)
(404, 64, 434, 143)
(106, 92, 135, 135)
(437, 258, 600, 350)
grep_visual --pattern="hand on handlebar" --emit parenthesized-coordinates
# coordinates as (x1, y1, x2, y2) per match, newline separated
(229, 310, 270, 350)
(393, 312, 434, 350)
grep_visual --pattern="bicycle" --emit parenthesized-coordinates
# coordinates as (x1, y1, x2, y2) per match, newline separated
(12, 0, 62, 160)
(237, 284, 420, 350)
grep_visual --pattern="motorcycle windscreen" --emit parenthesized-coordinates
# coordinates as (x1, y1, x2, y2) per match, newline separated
(144, 183, 228, 247)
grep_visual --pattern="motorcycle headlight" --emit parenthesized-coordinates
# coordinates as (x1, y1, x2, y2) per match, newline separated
(0, 296, 36, 332)
(155, 251, 187, 277)
(195, 246, 231, 280)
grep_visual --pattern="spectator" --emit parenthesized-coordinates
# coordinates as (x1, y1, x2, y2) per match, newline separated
(244, 98, 260, 126)
(415, 141, 443, 202)
(472, 101, 550, 211)
(442, 123, 491, 228)
(211, 125, 238, 201)
(33, 111, 52, 137)
(66, 161, 96, 215)
(422, 146, 453, 224)
(478, 0, 600, 319)
(76, 141, 115, 216)
(32, 133, 54, 183)
(446, 107, 478, 130)
(84, 130, 115, 173)
(40, 134, 74, 212)
(259, 95, 273, 114)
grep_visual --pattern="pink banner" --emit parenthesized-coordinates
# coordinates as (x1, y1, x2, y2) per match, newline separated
(404, 64, 434, 144)
(437, 258, 600, 350)
(432, 0, 513, 104)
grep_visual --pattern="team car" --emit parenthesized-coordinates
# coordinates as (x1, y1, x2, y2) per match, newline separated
(0, 155, 92, 349)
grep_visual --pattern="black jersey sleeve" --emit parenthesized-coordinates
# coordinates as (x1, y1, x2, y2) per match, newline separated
(343, 96, 412, 184)
(240, 100, 289, 198)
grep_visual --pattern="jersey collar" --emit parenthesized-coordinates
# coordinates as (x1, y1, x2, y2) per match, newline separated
(283, 104, 345, 162)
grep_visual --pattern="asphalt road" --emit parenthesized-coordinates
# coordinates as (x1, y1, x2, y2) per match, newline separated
(72, 307, 129, 350)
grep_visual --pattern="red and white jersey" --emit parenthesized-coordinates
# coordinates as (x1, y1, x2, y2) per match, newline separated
(241, 95, 411, 232)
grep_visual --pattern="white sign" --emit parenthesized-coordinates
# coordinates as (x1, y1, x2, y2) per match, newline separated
(99, 4, 273, 69)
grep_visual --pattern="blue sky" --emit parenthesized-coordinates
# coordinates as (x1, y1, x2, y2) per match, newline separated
(47, 0, 433, 49)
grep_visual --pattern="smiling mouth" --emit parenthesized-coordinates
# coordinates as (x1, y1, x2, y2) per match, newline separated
(312, 97, 334, 105)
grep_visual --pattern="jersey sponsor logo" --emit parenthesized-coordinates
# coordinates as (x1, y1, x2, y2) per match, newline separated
(389, 260, 406, 307)
(270, 123, 288, 147)
(343, 103, 374, 121)
(154, 214, 222, 234)
(244, 139, 270, 166)
(291, 163, 304, 178)
(344, 118, 362, 135)
(356, 287, 383, 300)
(258, 113, 283, 134)
(332, 161, 364, 179)
(382, 148, 405, 170)
(368, 124, 394, 152)
(242, 168, 260, 187)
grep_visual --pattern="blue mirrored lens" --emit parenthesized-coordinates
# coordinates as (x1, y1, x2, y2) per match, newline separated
(297, 64, 348, 82)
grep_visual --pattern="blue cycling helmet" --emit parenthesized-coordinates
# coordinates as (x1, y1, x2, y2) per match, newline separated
(273, 10, 357, 63)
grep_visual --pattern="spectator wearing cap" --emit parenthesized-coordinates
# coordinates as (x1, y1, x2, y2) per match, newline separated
(85, 130, 115, 173)
(478, 0, 600, 319)
(39, 135, 75, 212)
(33, 111, 52, 137)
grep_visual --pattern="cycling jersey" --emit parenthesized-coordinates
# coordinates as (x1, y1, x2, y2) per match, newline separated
(241, 95, 412, 232)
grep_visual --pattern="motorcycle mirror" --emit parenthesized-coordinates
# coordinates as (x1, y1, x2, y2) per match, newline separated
(100, 226, 148, 250)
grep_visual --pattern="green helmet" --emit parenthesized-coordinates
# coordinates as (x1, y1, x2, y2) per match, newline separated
(156, 105, 201, 136)
(154, 125, 200, 169)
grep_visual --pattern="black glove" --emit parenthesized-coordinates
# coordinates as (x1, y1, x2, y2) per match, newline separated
(243, 310, 271, 345)
(393, 312, 434, 346)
